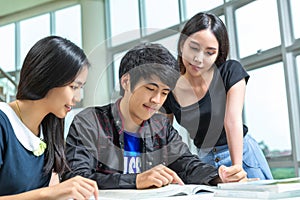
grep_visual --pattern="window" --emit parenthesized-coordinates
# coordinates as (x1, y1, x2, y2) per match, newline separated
(108, 0, 140, 46)
(0, 24, 15, 72)
(55, 5, 82, 47)
(235, 0, 281, 58)
(219, 15, 225, 26)
(297, 56, 300, 96)
(144, 0, 179, 35)
(154, 34, 179, 57)
(291, 0, 300, 39)
(112, 51, 127, 91)
(245, 63, 291, 157)
(20, 14, 50, 65)
(185, 0, 223, 20)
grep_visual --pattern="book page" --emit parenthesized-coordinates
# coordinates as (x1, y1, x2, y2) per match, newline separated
(89, 184, 216, 200)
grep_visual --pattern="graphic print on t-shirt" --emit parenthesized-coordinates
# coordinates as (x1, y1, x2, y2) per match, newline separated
(123, 131, 142, 174)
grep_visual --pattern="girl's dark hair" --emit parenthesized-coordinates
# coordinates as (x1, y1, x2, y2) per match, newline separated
(119, 43, 179, 96)
(16, 35, 90, 175)
(178, 12, 229, 74)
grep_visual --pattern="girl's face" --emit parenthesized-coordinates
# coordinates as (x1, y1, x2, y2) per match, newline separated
(44, 65, 88, 118)
(181, 29, 219, 77)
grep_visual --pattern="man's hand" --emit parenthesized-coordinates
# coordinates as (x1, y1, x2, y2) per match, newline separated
(136, 164, 184, 189)
(218, 164, 248, 183)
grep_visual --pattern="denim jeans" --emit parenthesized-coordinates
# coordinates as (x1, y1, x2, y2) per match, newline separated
(198, 134, 273, 180)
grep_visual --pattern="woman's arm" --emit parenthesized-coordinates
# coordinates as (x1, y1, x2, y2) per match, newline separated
(49, 172, 60, 186)
(0, 176, 98, 200)
(224, 79, 246, 166)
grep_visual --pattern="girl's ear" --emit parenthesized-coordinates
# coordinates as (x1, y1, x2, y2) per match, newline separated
(121, 73, 130, 91)
(179, 41, 184, 54)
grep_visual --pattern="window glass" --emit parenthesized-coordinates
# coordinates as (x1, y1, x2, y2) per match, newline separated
(271, 167, 295, 179)
(297, 56, 300, 97)
(113, 51, 127, 92)
(55, 5, 82, 47)
(235, 0, 281, 58)
(109, 0, 140, 46)
(0, 24, 15, 72)
(185, 0, 223, 20)
(144, 0, 179, 35)
(219, 15, 225, 26)
(155, 34, 179, 58)
(290, 0, 300, 39)
(244, 63, 291, 158)
(20, 14, 50, 65)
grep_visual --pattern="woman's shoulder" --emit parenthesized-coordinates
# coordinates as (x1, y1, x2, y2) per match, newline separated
(218, 59, 248, 75)
(0, 103, 14, 126)
(219, 59, 243, 70)
(216, 59, 249, 91)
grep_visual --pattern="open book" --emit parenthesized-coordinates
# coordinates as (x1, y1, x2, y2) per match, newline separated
(89, 184, 216, 200)
(215, 177, 300, 199)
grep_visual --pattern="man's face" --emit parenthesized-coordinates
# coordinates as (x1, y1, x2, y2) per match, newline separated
(127, 77, 171, 125)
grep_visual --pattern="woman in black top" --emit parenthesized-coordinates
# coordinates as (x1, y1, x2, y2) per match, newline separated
(163, 12, 273, 180)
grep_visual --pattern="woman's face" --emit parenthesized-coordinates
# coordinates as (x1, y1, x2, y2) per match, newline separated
(44, 65, 89, 118)
(181, 29, 219, 77)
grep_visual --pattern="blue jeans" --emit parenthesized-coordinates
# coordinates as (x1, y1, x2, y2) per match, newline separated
(198, 134, 273, 180)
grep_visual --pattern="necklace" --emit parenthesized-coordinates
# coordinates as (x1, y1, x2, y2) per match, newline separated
(15, 100, 47, 156)
(15, 100, 23, 122)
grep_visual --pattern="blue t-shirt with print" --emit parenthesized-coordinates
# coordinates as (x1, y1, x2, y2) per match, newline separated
(123, 131, 142, 174)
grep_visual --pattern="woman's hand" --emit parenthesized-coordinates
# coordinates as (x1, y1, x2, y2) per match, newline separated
(218, 165, 248, 183)
(44, 176, 98, 200)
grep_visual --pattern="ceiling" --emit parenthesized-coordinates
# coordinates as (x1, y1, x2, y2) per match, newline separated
(0, 0, 55, 17)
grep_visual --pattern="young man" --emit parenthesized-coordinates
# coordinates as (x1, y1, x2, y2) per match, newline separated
(62, 43, 247, 189)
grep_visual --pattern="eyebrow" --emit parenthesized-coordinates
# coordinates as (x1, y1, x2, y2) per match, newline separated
(190, 40, 217, 51)
(73, 80, 85, 86)
(148, 82, 170, 91)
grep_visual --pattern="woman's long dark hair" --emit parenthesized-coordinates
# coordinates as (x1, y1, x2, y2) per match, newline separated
(178, 12, 229, 74)
(16, 36, 90, 175)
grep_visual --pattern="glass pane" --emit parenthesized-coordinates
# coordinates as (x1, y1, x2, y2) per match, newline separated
(271, 167, 295, 179)
(235, 0, 281, 58)
(297, 56, 300, 96)
(55, 5, 82, 47)
(113, 51, 127, 92)
(144, 0, 179, 35)
(20, 14, 50, 65)
(155, 34, 179, 57)
(185, 0, 223, 20)
(244, 63, 291, 157)
(291, 0, 300, 39)
(0, 24, 15, 72)
(109, 0, 140, 46)
(219, 15, 225, 26)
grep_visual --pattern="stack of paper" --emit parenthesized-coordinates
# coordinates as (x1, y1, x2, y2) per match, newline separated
(215, 177, 300, 199)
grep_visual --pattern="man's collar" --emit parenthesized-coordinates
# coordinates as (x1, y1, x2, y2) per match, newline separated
(111, 98, 150, 137)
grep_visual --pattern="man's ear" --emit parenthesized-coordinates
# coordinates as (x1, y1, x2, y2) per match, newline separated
(121, 73, 130, 91)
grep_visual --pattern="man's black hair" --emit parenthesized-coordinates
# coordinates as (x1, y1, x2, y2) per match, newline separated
(119, 43, 180, 96)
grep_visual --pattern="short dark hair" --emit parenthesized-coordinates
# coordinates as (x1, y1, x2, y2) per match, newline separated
(16, 35, 90, 175)
(178, 12, 229, 74)
(119, 43, 179, 96)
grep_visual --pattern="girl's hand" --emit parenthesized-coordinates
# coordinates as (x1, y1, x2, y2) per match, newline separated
(45, 176, 98, 200)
